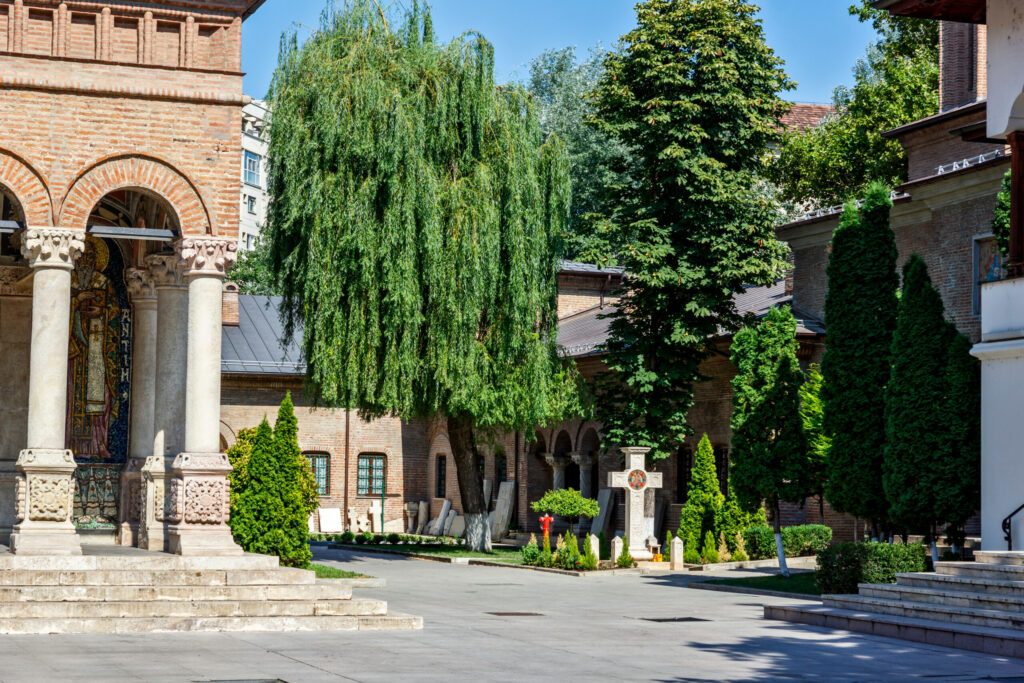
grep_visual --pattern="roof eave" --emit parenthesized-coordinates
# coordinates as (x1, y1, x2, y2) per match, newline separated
(872, 0, 985, 24)
(244, 0, 268, 20)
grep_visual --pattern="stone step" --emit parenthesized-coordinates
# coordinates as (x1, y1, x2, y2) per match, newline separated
(936, 561, 1024, 580)
(823, 594, 1024, 630)
(0, 553, 280, 572)
(0, 582, 352, 603)
(0, 597, 387, 619)
(765, 603, 1024, 658)
(0, 567, 317, 587)
(860, 583, 1024, 611)
(897, 571, 1024, 597)
(974, 551, 1024, 566)
(0, 613, 423, 635)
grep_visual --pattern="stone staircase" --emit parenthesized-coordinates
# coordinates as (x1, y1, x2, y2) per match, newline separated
(0, 546, 422, 634)
(766, 551, 1024, 658)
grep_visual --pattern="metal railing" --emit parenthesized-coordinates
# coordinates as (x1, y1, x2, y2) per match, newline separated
(1002, 502, 1024, 550)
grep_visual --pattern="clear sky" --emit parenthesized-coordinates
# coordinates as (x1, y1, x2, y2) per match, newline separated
(242, 1, 880, 105)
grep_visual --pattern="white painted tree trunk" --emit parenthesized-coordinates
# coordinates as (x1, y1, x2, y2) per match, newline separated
(464, 512, 492, 553)
(775, 532, 790, 578)
(931, 540, 940, 566)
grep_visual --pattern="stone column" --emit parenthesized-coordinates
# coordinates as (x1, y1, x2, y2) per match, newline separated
(138, 254, 188, 552)
(571, 451, 594, 531)
(117, 269, 157, 547)
(9, 228, 85, 555)
(545, 454, 569, 491)
(167, 237, 241, 556)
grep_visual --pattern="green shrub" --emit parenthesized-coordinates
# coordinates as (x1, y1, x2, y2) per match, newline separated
(531, 489, 600, 519)
(701, 531, 720, 564)
(372, 533, 385, 544)
(521, 534, 541, 566)
(782, 525, 832, 557)
(580, 535, 598, 570)
(361, 531, 375, 544)
(387, 532, 401, 545)
(732, 546, 749, 562)
(539, 548, 554, 568)
(556, 533, 581, 570)
(678, 435, 725, 549)
(743, 526, 776, 560)
(598, 531, 610, 561)
(616, 537, 635, 569)
(684, 546, 701, 564)
(817, 542, 927, 594)
(340, 530, 355, 544)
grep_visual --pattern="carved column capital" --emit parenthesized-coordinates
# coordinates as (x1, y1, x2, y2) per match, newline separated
(126, 268, 158, 302)
(20, 228, 85, 270)
(177, 237, 238, 278)
(544, 453, 569, 472)
(145, 254, 186, 288)
(570, 451, 593, 470)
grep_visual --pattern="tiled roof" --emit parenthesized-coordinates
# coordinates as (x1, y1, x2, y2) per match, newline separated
(781, 103, 833, 132)
(556, 280, 825, 359)
(222, 295, 305, 375)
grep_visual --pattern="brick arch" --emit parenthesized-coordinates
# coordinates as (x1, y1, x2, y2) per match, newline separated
(0, 148, 53, 225)
(59, 155, 212, 234)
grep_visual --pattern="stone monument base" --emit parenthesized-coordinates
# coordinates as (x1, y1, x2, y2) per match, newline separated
(9, 529, 82, 556)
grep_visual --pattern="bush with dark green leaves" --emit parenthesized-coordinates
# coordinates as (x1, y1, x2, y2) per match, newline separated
(816, 542, 927, 594)
(616, 537, 635, 569)
(700, 531, 720, 565)
(556, 533, 581, 570)
(743, 526, 776, 560)
(678, 434, 724, 551)
(782, 525, 833, 557)
(340, 530, 355, 544)
(580, 535, 599, 571)
(521, 535, 541, 566)
(387, 532, 401, 545)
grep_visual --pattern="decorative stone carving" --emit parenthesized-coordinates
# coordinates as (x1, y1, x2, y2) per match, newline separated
(146, 253, 186, 288)
(21, 228, 85, 270)
(184, 479, 226, 524)
(178, 237, 238, 277)
(28, 475, 73, 522)
(126, 268, 157, 301)
(160, 480, 183, 523)
(15, 476, 26, 523)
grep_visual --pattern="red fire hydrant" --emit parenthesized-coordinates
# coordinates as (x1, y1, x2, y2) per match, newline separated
(539, 514, 554, 546)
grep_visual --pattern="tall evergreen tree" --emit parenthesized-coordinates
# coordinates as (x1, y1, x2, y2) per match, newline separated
(264, 1, 575, 550)
(730, 305, 809, 577)
(799, 364, 830, 522)
(936, 332, 981, 551)
(274, 392, 320, 519)
(822, 184, 898, 534)
(884, 255, 951, 559)
(677, 434, 724, 554)
(590, 0, 791, 460)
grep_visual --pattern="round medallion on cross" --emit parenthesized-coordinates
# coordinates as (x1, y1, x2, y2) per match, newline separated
(627, 469, 647, 491)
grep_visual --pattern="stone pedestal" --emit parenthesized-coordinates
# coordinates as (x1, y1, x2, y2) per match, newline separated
(974, 279, 1024, 550)
(167, 238, 241, 556)
(9, 229, 85, 556)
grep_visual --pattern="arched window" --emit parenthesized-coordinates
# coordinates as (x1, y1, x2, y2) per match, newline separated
(435, 455, 447, 499)
(357, 453, 386, 496)
(305, 452, 330, 496)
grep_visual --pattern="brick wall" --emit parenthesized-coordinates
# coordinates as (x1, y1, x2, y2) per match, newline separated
(556, 273, 621, 318)
(940, 21, 986, 112)
(900, 109, 1005, 183)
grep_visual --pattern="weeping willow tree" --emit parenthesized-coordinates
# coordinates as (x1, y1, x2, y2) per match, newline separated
(265, 1, 576, 551)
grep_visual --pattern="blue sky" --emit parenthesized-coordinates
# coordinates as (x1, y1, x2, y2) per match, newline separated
(242, 1, 879, 104)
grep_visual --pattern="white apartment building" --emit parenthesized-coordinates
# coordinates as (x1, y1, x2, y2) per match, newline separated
(240, 99, 269, 251)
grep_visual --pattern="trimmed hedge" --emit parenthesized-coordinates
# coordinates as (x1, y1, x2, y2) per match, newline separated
(817, 542, 927, 595)
(743, 524, 833, 560)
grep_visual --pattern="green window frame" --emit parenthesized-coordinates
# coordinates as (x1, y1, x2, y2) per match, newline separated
(305, 452, 330, 496)
(357, 454, 386, 496)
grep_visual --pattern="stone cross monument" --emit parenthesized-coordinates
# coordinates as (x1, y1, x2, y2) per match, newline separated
(608, 447, 662, 560)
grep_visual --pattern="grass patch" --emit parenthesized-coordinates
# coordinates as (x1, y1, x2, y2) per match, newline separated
(311, 563, 370, 579)
(339, 543, 526, 564)
(704, 572, 821, 596)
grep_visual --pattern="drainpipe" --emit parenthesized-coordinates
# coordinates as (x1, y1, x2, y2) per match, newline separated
(343, 409, 350, 529)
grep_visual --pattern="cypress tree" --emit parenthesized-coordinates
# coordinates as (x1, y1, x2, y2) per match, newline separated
(799, 364, 830, 522)
(822, 184, 899, 533)
(936, 332, 981, 551)
(264, 2, 574, 551)
(730, 305, 809, 577)
(884, 255, 950, 556)
(677, 434, 724, 552)
(589, 0, 791, 460)
(229, 420, 282, 559)
(274, 392, 319, 520)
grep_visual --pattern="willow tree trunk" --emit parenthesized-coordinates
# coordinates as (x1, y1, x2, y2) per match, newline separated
(449, 415, 492, 552)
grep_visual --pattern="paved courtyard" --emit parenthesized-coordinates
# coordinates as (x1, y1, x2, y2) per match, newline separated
(0, 546, 1021, 682)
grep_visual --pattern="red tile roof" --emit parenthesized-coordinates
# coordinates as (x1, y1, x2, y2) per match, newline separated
(781, 103, 834, 132)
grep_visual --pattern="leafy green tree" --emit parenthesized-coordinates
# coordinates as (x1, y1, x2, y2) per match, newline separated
(994, 170, 1011, 256)
(937, 332, 981, 551)
(530, 489, 600, 519)
(884, 255, 951, 561)
(264, 2, 575, 551)
(799, 364, 830, 522)
(677, 434, 724, 552)
(526, 47, 629, 259)
(274, 392, 320, 521)
(590, 0, 791, 460)
(771, 4, 938, 206)
(730, 305, 809, 577)
(226, 426, 257, 511)
(822, 185, 898, 534)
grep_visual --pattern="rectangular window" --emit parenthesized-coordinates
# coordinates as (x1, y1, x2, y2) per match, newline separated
(357, 454, 386, 496)
(974, 234, 1006, 315)
(244, 233, 255, 251)
(305, 453, 329, 496)
(244, 150, 262, 188)
(246, 194, 257, 215)
(435, 455, 446, 498)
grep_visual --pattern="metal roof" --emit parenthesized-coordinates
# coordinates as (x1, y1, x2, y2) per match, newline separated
(222, 296, 305, 375)
(559, 260, 625, 276)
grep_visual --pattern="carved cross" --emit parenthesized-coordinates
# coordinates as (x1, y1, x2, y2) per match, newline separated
(608, 447, 662, 560)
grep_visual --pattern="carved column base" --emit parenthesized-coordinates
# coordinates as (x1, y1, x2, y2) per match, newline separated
(139, 455, 171, 552)
(166, 453, 242, 556)
(0, 460, 20, 545)
(8, 449, 82, 555)
(117, 458, 146, 547)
